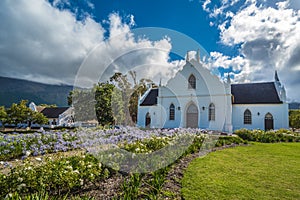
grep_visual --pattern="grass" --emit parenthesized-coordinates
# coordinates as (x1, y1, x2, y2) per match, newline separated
(182, 143, 300, 200)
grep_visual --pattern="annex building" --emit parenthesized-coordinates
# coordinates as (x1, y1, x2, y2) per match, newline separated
(137, 51, 289, 132)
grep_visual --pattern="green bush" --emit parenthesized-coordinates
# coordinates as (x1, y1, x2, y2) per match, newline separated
(215, 136, 246, 147)
(0, 154, 108, 198)
(234, 129, 300, 143)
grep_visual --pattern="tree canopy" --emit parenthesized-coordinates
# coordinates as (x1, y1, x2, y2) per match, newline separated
(289, 110, 300, 129)
(68, 71, 155, 126)
(6, 100, 48, 126)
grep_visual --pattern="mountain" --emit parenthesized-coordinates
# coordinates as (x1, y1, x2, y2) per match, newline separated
(289, 102, 300, 110)
(0, 76, 73, 107)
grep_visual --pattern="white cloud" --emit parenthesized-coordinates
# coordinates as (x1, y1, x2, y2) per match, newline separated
(0, 0, 104, 84)
(201, 0, 300, 101)
(0, 0, 177, 88)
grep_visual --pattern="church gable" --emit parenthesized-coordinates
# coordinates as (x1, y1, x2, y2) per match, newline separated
(165, 59, 227, 96)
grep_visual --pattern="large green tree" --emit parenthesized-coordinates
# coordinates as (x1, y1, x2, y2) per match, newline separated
(6, 100, 48, 126)
(94, 82, 115, 126)
(68, 71, 154, 126)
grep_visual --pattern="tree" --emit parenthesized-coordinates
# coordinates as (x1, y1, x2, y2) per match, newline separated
(289, 110, 300, 130)
(110, 71, 156, 124)
(67, 90, 73, 106)
(71, 88, 98, 122)
(0, 106, 7, 127)
(6, 100, 30, 125)
(31, 111, 48, 125)
(68, 71, 156, 126)
(94, 82, 115, 126)
(111, 87, 125, 125)
(129, 77, 156, 123)
(6, 100, 48, 127)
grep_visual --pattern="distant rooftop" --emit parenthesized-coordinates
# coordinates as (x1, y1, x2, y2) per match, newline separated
(41, 107, 69, 118)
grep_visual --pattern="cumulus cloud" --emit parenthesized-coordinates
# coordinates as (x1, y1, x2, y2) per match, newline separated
(0, 0, 104, 84)
(201, 0, 300, 101)
(0, 0, 178, 88)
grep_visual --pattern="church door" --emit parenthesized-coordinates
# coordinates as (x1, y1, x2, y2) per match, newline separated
(145, 112, 151, 128)
(264, 113, 274, 131)
(186, 104, 198, 128)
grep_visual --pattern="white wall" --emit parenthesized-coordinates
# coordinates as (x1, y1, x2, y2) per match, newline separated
(232, 103, 289, 131)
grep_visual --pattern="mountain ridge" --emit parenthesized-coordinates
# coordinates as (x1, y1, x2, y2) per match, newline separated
(0, 76, 73, 107)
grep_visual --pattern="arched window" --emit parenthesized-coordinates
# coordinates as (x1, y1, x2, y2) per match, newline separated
(145, 112, 151, 128)
(169, 103, 175, 120)
(188, 74, 196, 89)
(244, 109, 252, 124)
(209, 103, 215, 121)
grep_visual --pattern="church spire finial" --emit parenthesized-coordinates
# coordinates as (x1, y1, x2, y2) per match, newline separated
(186, 51, 189, 61)
(226, 73, 231, 84)
(275, 70, 280, 82)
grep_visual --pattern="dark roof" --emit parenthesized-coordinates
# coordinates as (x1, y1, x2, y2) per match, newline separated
(231, 82, 282, 104)
(140, 88, 158, 106)
(41, 107, 69, 118)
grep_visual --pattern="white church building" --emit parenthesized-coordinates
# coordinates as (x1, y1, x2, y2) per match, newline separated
(137, 51, 289, 132)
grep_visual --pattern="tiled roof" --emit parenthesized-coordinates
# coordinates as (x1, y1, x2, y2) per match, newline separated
(41, 107, 69, 118)
(140, 88, 158, 106)
(231, 82, 282, 104)
(139, 82, 282, 106)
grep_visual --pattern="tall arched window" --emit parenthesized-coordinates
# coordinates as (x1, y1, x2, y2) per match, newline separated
(209, 103, 215, 121)
(169, 103, 175, 120)
(244, 109, 252, 124)
(145, 112, 151, 128)
(188, 74, 196, 89)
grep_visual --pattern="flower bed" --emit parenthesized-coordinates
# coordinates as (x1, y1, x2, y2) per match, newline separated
(0, 127, 246, 199)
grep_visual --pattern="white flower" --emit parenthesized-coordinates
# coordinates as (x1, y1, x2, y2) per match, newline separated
(35, 157, 42, 162)
(73, 170, 79, 174)
(66, 166, 73, 170)
(25, 151, 31, 156)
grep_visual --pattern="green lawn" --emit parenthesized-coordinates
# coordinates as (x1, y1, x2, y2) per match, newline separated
(182, 143, 300, 200)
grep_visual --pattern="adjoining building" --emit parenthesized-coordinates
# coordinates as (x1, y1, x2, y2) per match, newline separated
(29, 102, 74, 127)
(137, 51, 289, 132)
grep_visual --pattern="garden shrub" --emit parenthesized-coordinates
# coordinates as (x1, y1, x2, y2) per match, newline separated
(0, 154, 108, 198)
(234, 129, 300, 143)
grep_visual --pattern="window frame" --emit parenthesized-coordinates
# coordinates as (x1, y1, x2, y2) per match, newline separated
(208, 103, 215, 121)
(188, 74, 196, 89)
(244, 109, 252, 125)
(169, 103, 175, 120)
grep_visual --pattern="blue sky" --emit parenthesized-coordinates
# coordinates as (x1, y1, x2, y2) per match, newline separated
(0, 0, 300, 101)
